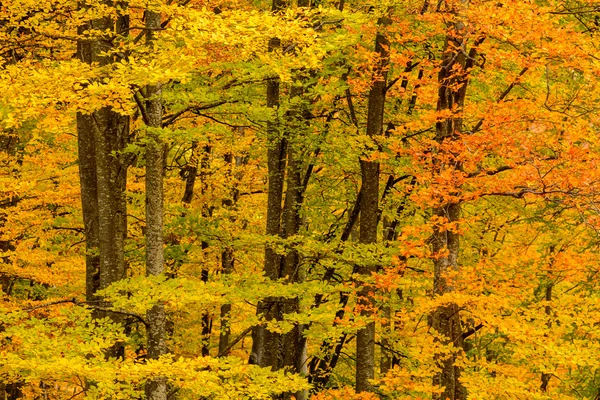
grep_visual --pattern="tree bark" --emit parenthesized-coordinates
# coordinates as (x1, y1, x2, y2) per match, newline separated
(430, 7, 478, 399)
(76, 112, 101, 302)
(250, 7, 314, 397)
(219, 150, 242, 356)
(199, 144, 213, 357)
(281, 128, 306, 400)
(76, 3, 129, 362)
(144, 8, 167, 400)
(250, 17, 286, 366)
(218, 246, 234, 356)
(356, 16, 390, 393)
(541, 257, 554, 392)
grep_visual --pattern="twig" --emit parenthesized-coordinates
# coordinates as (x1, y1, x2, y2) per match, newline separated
(22, 298, 147, 326)
(24, 298, 79, 312)
(217, 325, 254, 357)
(471, 67, 528, 134)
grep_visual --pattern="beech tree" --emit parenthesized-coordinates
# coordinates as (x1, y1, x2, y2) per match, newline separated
(3, 0, 600, 399)
(76, 2, 130, 365)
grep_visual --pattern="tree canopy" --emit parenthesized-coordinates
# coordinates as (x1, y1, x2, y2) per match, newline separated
(2, 0, 600, 399)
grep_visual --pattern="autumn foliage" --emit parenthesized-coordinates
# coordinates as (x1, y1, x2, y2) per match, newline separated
(2, 0, 600, 399)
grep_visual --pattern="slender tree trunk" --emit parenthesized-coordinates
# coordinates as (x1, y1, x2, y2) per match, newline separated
(541, 250, 554, 392)
(430, 7, 478, 398)
(431, 204, 464, 400)
(76, 112, 100, 301)
(540, 282, 552, 392)
(356, 16, 390, 393)
(307, 189, 362, 390)
(250, 3, 312, 391)
(281, 134, 305, 400)
(144, 8, 167, 400)
(218, 246, 234, 355)
(380, 219, 394, 375)
(219, 150, 242, 356)
(181, 142, 198, 205)
(199, 145, 213, 356)
(250, 2, 286, 364)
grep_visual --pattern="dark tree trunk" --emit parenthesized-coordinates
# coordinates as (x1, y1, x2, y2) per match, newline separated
(540, 280, 553, 392)
(219, 151, 242, 356)
(181, 142, 198, 205)
(199, 144, 213, 357)
(356, 17, 390, 393)
(77, 112, 101, 302)
(281, 132, 306, 400)
(250, 7, 313, 398)
(430, 8, 479, 399)
(250, 23, 286, 366)
(218, 246, 234, 355)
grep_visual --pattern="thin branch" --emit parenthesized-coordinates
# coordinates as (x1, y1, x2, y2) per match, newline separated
(402, 127, 432, 141)
(385, 61, 419, 93)
(216, 325, 253, 357)
(90, 307, 147, 326)
(461, 323, 484, 340)
(51, 226, 84, 233)
(24, 298, 78, 312)
(377, 174, 412, 224)
(548, 7, 600, 15)
(313, 19, 345, 31)
(345, 88, 359, 129)
(340, 189, 362, 242)
(471, 67, 528, 134)
(193, 112, 250, 129)
(375, 341, 408, 358)
(482, 188, 577, 198)
(466, 165, 512, 178)
(117, 26, 166, 35)
(162, 101, 228, 127)
(22, 298, 147, 326)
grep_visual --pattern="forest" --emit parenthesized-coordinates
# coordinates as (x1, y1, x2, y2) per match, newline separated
(1, 0, 600, 399)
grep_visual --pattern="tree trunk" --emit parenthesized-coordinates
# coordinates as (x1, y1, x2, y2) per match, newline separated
(250, 5, 313, 394)
(199, 145, 213, 357)
(219, 150, 242, 356)
(356, 16, 390, 393)
(281, 137, 305, 400)
(76, 3, 129, 361)
(541, 259, 554, 392)
(250, 20, 286, 366)
(144, 8, 167, 400)
(76, 113, 100, 302)
(218, 246, 234, 355)
(431, 204, 464, 400)
(430, 6, 477, 398)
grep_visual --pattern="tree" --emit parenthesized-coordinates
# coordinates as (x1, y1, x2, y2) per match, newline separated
(142, 5, 168, 400)
(76, 3, 130, 361)
(3, 0, 600, 399)
(355, 11, 390, 394)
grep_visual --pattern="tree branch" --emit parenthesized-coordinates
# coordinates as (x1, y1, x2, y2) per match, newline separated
(217, 325, 253, 357)
(471, 67, 528, 134)
(134, 91, 151, 125)
(466, 165, 512, 178)
(162, 101, 229, 127)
